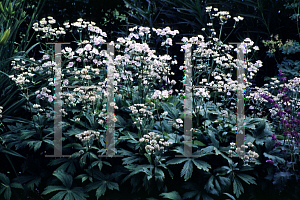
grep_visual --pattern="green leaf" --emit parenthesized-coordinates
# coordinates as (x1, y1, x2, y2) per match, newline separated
(95, 183, 107, 199)
(49, 191, 67, 200)
(166, 157, 188, 165)
(236, 174, 256, 185)
(42, 185, 66, 195)
(181, 160, 193, 181)
(10, 182, 23, 189)
(53, 170, 73, 189)
(160, 191, 183, 200)
(192, 159, 211, 172)
(183, 191, 198, 199)
(162, 103, 179, 119)
(233, 178, 244, 198)
(106, 182, 119, 191)
(3, 186, 11, 200)
(223, 193, 236, 200)
(194, 140, 206, 147)
(27, 140, 42, 152)
(263, 152, 285, 164)
(0, 173, 10, 185)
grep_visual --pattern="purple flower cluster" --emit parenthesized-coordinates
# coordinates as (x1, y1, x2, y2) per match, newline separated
(265, 70, 300, 151)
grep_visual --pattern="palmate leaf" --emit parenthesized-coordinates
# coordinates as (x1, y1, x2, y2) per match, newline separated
(53, 170, 73, 189)
(42, 171, 88, 200)
(181, 160, 193, 181)
(192, 160, 211, 172)
(204, 175, 219, 196)
(0, 146, 25, 158)
(167, 157, 211, 181)
(0, 173, 24, 200)
(42, 186, 66, 195)
(236, 174, 256, 185)
(27, 140, 42, 152)
(18, 175, 41, 191)
(160, 191, 183, 200)
(0, 173, 10, 186)
(233, 178, 244, 198)
(182, 181, 214, 200)
(84, 170, 119, 200)
(48, 158, 78, 175)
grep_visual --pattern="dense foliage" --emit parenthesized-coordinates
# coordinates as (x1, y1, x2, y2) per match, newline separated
(1, 0, 300, 200)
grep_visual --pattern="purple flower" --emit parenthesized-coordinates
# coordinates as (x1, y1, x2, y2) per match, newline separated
(293, 118, 299, 124)
(277, 110, 284, 116)
(274, 141, 282, 147)
(284, 123, 291, 129)
(271, 134, 277, 140)
(268, 98, 274, 103)
(266, 160, 274, 164)
(284, 106, 292, 113)
(283, 130, 290, 136)
(280, 119, 288, 124)
(283, 86, 289, 92)
(273, 103, 279, 108)
(280, 77, 287, 82)
(279, 70, 284, 76)
(297, 112, 300, 116)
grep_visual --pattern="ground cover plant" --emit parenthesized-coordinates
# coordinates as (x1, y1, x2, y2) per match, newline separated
(1, 1, 300, 200)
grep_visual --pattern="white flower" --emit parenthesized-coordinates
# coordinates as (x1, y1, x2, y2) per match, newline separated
(162, 111, 168, 116)
(176, 118, 183, 124)
(214, 75, 222, 80)
(166, 38, 172, 46)
(238, 16, 244, 20)
(33, 104, 40, 108)
(162, 90, 169, 98)
(181, 37, 188, 43)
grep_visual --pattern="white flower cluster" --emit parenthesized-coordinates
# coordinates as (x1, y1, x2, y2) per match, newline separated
(9, 59, 36, 86)
(205, 6, 243, 26)
(153, 27, 179, 37)
(173, 118, 183, 129)
(113, 27, 178, 92)
(129, 103, 154, 124)
(75, 130, 101, 142)
(139, 132, 173, 154)
(193, 87, 211, 99)
(68, 18, 107, 37)
(35, 87, 55, 103)
(151, 89, 171, 99)
(32, 104, 44, 112)
(238, 38, 260, 54)
(32, 16, 66, 39)
(229, 142, 259, 163)
(180, 36, 262, 99)
(152, 27, 179, 47)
